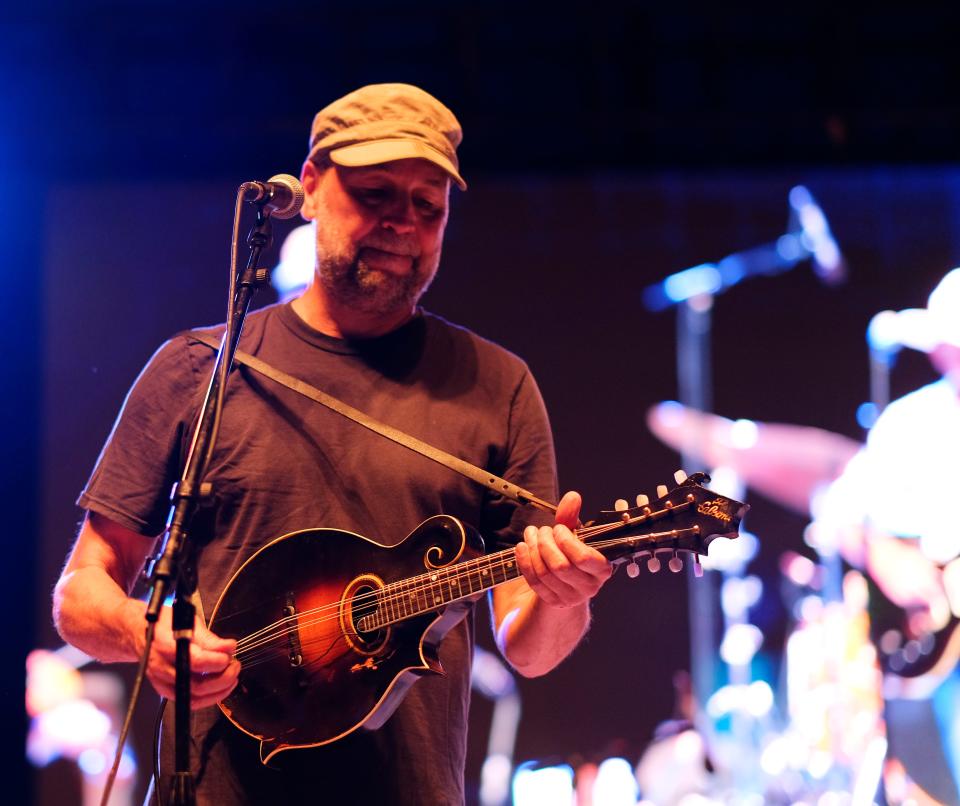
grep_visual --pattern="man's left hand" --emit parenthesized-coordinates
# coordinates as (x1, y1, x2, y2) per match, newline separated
(514, 491, 612, 608)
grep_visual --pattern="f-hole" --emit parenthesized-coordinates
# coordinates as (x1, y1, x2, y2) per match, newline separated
(342, 575, 389, 656)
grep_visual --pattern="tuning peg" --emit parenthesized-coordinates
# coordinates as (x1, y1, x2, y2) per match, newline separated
(636, 494, 649, 507)
(668, 553, 684, 573)
(693, 553, 703, 578)
(626, 561, 640, 578)
(614, 498, 629, 511)
(656, 484, 669, 498)
(647, 555, 662, 573)
(674, 469, 688, 484)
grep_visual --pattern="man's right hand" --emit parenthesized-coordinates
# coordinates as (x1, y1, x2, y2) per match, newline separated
(143, 606, 240, 709)
(54, 512, 240, 710)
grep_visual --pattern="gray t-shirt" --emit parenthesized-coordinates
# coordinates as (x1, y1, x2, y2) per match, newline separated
(79, 302, 558, 805)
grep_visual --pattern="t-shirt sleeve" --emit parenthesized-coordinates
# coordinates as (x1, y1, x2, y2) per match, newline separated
(480, 367, 559, 549)
(77, 335, 202, 537)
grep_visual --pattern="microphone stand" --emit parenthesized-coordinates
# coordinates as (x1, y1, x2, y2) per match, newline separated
(143, 203, 275, 806)
(642, 186, 839, 770)
(643, 185, 843, 313)
(644, 219, 816, 708)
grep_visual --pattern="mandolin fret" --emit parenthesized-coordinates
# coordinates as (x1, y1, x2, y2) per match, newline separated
(365, 548, 523, 630)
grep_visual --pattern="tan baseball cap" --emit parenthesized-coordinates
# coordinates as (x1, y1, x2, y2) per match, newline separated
(307, 83, 467, 190)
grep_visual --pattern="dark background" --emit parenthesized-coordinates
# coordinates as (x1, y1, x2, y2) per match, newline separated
(6, 3, 959, 803)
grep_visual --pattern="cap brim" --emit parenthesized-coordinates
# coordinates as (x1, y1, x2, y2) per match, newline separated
(329, 139, 467, 190)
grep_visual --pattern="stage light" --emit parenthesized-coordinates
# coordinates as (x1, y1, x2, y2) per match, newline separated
(77, 746, 135, 779)
(706, 680, 773, 720)
(719, 622, 764, 667)
(271, 223, 315, 300)
(760, 734, 790, 776)
(701, 527, 758, 573)
(77, 747, 106, 776)
(511, 762, 574, 806)
(729, 418, 759, 450)
(855, 402, 878, 430)
(27, 700, 111, 766)
(591, 757, 639, 805)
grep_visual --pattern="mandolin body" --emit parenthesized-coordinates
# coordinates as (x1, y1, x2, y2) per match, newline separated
(208, 515, 483, 763)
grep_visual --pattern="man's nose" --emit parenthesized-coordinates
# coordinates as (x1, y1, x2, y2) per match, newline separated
(381, 196, 416, 234)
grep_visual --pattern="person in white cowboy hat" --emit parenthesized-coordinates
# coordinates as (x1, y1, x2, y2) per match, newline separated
(815, 267, 960, 803)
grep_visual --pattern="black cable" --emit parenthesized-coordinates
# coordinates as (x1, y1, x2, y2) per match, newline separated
(153, 698, 169, 806)
(200, 187, 246, 472)
(98, 620, 156, 806)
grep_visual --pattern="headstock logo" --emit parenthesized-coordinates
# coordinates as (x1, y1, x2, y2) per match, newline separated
(697, 499, 732, 523)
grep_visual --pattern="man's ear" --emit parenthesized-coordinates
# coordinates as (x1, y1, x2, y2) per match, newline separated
(300, 159, 322, 221)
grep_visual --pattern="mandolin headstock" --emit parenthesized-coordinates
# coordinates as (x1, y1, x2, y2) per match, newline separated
(580, 471, 748, 577)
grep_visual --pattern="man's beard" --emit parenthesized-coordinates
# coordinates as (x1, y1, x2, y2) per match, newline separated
(315, 229, 438, 317)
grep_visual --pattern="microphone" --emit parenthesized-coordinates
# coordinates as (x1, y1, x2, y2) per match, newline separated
(867, 307, 937, 355)
(242, 174, 305, 219)
(788, 185, 846, 285)
(867, 310, 902, 355)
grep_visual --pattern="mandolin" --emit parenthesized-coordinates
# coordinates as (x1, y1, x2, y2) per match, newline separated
(208, 472, 746, 762)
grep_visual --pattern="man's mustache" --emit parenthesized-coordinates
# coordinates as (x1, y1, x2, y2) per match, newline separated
(358, 235, 421, 257)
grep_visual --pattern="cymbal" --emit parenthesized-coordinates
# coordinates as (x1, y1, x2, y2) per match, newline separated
(647, 401, 862, 515)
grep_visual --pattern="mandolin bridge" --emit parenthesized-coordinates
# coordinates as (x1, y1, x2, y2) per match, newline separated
(283, 591, 304, 668)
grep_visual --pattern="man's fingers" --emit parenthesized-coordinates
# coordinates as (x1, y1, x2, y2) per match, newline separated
(554, 490, 582, 530)
(517, 528, 603, 605)
(551, 528, 611, 577)
(192, 661, 241, 701)
(189, 643, 236, 674)
(517, 538, 573, 596)
(147, 631, 237, 688)
(149, 660, 240, 709)
(194, 622, 238, 654)
(189, 624, 237, 673)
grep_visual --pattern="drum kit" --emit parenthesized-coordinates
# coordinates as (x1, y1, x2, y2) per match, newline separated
(644, 401, 888, 804)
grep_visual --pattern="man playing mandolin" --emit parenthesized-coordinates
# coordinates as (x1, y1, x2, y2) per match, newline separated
(53, 84, 614, 804)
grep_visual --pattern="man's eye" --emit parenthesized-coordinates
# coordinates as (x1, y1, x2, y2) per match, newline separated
(355, 188, 387, 204)
(416, 198, 443, 216)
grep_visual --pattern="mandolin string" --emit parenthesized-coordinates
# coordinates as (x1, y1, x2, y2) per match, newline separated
(232, 523, 698, 661)
(231, 526, 700, 664)
(232, 523, 699, 660)
(231, 509, 676, 653)
(232, 499, 698, 655)
(231, 520, 659, 656)
(230, 543, 522, 654)
(235, 528, 702, 668)
(231, 543, 528, 660)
